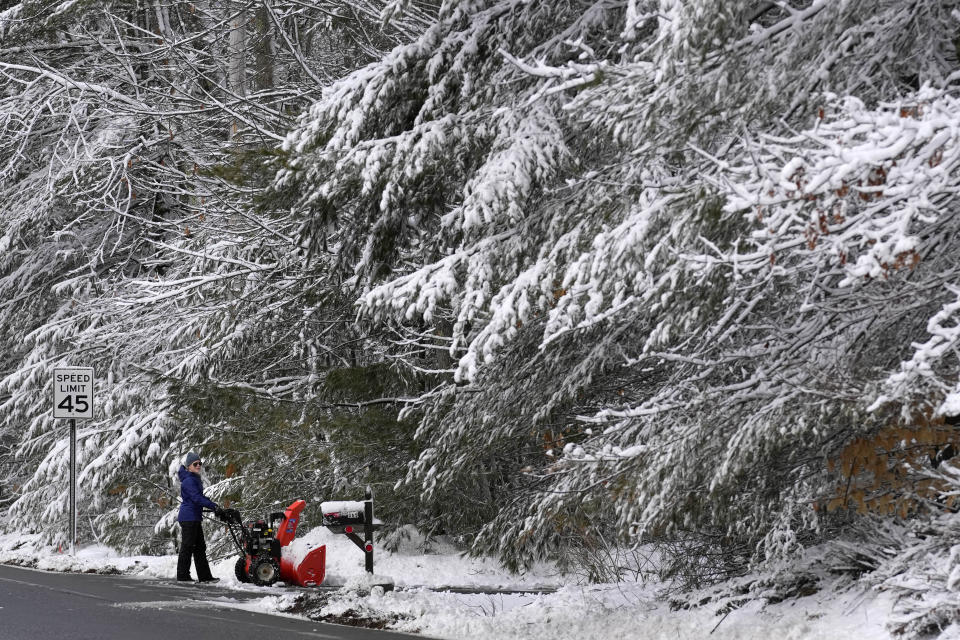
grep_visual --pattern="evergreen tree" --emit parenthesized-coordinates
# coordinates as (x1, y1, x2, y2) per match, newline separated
(277, 0, 960, 571)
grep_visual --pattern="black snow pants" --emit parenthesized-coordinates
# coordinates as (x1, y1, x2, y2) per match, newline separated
(177, 520, 214, 581)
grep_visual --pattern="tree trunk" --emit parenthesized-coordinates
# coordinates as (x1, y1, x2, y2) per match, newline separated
(253, 2, 275, 91)
(227, 3, 247, 140)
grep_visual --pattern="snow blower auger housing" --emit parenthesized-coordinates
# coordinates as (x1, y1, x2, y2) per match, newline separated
(221, 499, 326, 587)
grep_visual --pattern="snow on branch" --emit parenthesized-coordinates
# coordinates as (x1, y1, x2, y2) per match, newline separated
(723, 87, 960, 286)
(871, 285, 960, 416)
(499, 47, 605, 82)
(543, 182, 684, 348)
(0, 62, 147, 111)
(359, 229, 515, 326)
(444, 105, 568, 232)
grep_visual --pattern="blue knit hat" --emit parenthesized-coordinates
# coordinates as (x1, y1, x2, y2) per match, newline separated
(184, 451, 201, 467)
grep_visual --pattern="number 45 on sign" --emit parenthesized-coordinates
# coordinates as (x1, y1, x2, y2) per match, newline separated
(53, 367, 94, 419)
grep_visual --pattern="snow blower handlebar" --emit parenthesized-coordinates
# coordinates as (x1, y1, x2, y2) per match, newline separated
(218, 508, 249, 558)
(219, 507, 243, 525)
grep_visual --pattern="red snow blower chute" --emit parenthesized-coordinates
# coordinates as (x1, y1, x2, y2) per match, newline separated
(219, 499, 326, 587)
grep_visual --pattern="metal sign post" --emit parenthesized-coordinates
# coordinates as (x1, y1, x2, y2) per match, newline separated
(53, 367, 94, 556)
(364, 486, 374, 574)
(69, 418, 76, 555)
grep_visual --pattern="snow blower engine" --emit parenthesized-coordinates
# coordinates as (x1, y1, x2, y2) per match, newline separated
(220, 499, 326, 587)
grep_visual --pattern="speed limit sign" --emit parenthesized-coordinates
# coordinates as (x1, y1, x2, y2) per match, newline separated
(53, 367, 95, 419)
(53, 366, 95, 556)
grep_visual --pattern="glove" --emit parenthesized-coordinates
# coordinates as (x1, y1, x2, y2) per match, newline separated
(214, 506, 225, 521)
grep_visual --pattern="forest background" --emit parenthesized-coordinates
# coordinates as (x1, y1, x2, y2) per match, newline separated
(1, 0, 960, 622)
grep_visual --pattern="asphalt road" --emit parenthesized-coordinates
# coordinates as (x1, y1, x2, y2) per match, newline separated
(0, 564, 421, 640)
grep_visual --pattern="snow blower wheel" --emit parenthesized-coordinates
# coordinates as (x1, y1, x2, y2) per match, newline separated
(234, 557, 250, 583)
(251, 558, 280, 586)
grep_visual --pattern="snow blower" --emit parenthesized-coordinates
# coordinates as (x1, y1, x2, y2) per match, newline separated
(220, 499, 326, 587)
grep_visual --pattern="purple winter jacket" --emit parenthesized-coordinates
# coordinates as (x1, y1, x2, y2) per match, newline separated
(177, 465, 217, 522)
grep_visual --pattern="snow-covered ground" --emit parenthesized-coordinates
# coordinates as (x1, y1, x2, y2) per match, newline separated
(0, 526, 897, 639)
